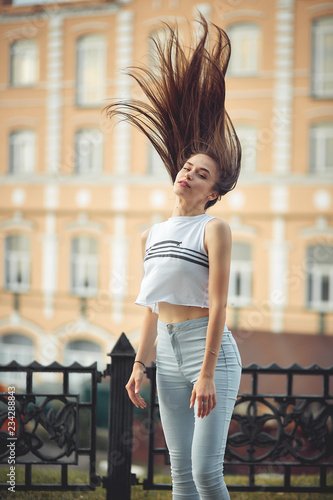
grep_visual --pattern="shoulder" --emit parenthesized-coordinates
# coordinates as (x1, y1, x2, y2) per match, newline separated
(204, 217, 232, 252)
(141, 226, 152, 245)
(140, 226, 153, 258)
(205, 217, 232, 240)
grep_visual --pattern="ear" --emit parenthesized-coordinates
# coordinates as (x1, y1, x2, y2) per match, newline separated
(208, 189, 219, 202)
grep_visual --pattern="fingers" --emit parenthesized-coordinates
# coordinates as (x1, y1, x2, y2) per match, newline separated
(193, 393, 217, 418)
(197, 397, 211, 418)
(125, 376, 147, 409)
(126, 383, 147, 409)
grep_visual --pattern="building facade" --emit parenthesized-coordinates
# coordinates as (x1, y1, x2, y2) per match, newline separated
(0, 0, 332, 387)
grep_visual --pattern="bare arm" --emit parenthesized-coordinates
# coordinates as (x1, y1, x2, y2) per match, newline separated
(126, 227, 158, 409)
(190, 218, 232, 418)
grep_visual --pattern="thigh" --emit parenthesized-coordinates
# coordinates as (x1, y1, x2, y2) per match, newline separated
(192, 333, 242, 469)
(156, 367, 194, 457)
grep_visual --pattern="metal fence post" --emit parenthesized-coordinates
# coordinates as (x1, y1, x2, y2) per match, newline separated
(103, 333, 135, 500)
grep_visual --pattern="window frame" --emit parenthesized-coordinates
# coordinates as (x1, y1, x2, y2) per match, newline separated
(306, 245, 333, 312)
(309, 122, 333, 173)
(228, 242, 252, 307)
(9, 129, 36, 175)
(76, 34, 106, 108)
(10, 38, 39, 87)
(4, 234, 31, 293)
(235, 123, 258, 173)
(75, 128, 103, 175)
(311, 16, 333, 99)
(71, 236, 99, 297)
(227, 23, 261, 77)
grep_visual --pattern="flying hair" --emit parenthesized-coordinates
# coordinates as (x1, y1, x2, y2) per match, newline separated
(104, 13, 242, 209)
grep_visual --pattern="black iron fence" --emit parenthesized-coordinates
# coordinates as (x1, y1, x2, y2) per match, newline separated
(0, 332, 332, 498)
(144, 361, 333, 493)
(0, 359, 102, 492)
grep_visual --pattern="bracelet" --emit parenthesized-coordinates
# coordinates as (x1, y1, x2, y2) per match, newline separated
(133, 360, 146, 369)
(205, 347, 218, 357)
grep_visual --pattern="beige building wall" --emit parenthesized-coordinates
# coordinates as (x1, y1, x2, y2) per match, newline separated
(0, 0, 332, 383)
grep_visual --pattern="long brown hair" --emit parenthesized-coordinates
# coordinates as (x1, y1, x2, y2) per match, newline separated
(104, 13, 241, 209)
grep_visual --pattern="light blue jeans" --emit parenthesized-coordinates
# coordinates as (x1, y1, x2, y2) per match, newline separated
(156, 316, 242, 500)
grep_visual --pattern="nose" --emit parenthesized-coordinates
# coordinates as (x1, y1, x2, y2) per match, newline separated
(185, 170, 192, 179)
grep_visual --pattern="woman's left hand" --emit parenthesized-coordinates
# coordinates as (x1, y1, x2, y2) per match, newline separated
(190, 375, 217, 418)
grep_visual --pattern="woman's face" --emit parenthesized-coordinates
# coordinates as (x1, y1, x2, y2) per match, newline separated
(174, 154, 219, 208)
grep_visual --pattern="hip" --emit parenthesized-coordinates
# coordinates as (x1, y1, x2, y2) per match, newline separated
(156, 316, 242, 379)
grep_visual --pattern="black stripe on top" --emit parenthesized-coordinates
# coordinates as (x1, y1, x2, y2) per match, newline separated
(144, 252, 209, 269)
(145, 240, 209, 269)
(147, 240, 208, 260)
(146, 247, 208, 266)
(147, 240, 182, 251)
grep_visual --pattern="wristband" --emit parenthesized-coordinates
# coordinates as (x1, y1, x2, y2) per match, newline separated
(134, 360, 146, 369)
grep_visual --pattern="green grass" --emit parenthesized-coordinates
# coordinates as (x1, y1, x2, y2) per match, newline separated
(0, 468, 332, 499)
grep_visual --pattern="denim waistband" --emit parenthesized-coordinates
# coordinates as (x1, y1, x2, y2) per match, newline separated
(157, 315, 231, 334)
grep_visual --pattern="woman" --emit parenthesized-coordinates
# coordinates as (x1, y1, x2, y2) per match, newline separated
(105, 14, 242, 500)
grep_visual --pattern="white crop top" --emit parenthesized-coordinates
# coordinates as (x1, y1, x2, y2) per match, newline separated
(135, 213, 217, 312)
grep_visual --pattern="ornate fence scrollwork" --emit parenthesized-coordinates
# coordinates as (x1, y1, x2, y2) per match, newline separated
(0, 394, 77, 463)
(228, 396, 333, 465)
(0, 360, 102, 492)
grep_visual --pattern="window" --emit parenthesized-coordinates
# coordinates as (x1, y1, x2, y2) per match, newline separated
(228, 23, 260, 76)
(76, 34, 106, 107)
(5, 235, 30, 293)
(71, 236, 98, 297)
(148, 26, 180, 73)
(0, 334, 34, 389)
(9, 130, 36, 174)
(235, 124, 257, 173)
(10, 38, 38, 86)
(64, 340, 102, 368)
(0, 334, 34, 365)
(310, 122, 333, 173)
(306, 244, 333, 311)
(312, 17, 333, 98)
(228, 242, 252, 306)
(148, 143, 168, 177)
(64, 340, 103, 391)
(75, 128, 103, 174)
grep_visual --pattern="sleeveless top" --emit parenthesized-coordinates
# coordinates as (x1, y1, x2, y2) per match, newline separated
(135, 213, 217, 312)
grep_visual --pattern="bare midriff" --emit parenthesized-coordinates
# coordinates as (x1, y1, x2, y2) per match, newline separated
(158, 302, 209, 324)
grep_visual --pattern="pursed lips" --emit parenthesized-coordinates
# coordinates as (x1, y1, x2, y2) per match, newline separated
(178, 180, 190, 188)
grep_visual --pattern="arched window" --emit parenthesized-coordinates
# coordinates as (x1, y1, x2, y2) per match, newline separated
(64, 340, 102, 367)
(235, 124, 258, 173)
(76, 34, 106, 106)
(228, 23, 260, 76)
(0, 333, 34, 365)
(71, 236, 98, 296)
(228, 242, 252, 306)
(310, 122, 333, 173)
(64, 339, 103, 392)
(9, 130, 36, 174)
(10, 38, 38, 86)
(75, 128, 103, 174)
(312, 16, 333, 98)
(306, 244, 333, 311)
(0, 334, 34, 389)
(5, 234, 30, 293)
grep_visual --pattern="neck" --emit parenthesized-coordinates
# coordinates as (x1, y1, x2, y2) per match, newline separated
(172, 197, 206, 217)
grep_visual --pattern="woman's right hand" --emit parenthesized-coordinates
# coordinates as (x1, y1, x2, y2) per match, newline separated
(125, 365, 147, 409)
